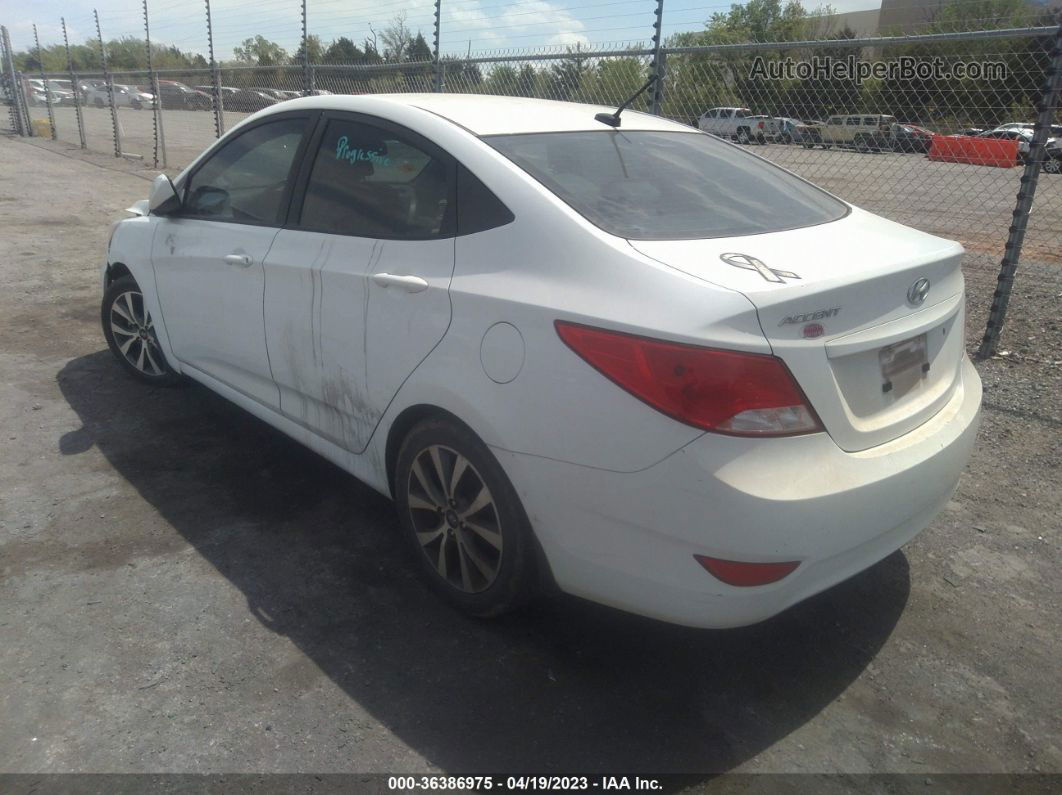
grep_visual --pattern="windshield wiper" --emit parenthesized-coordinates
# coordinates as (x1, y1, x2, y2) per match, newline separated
(594, 75, 658, 128)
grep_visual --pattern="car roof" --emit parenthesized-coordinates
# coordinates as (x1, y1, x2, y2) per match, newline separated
(254, 93, 692, 136)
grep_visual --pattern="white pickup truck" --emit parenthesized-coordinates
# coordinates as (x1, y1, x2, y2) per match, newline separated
(697, 107, 777, 144)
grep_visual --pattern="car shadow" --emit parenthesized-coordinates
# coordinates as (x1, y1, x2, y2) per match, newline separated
(57, 351, 910, 775)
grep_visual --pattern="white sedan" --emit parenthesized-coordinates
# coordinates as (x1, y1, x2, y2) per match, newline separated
(102, 94, 981, 628)
(86, 83, 155, 110)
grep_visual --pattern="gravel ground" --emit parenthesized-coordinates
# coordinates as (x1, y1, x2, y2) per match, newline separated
(0, 134, 1059, 781)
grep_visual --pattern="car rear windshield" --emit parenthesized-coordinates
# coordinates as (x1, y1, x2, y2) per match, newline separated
(485, 130, 847, 240)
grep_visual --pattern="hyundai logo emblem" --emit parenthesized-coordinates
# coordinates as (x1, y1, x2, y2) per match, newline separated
(907, 278, 931, 306)
(720, 253, 801, 284)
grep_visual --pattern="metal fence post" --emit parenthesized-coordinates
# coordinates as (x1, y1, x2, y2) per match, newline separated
(649, 0, 665, 115)
(977, 24, 1062, 358)
(301, 0, 311, 95)
(95, 9, 122, 158)
(142, 0, 158, 165)
(33, 24, 57, 139)
(1, 26, 26, 136)
(204, 0, 223, 137)
(62, 17, 86, 148)
(16, 69, 34, 136)
(151, 70, 167, 168)
(433, 0, 443, 92)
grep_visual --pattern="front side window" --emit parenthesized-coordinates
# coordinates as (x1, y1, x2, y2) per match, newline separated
(487, 130, 847, 240)
(183, 117, 305, 223)
(297, 118, 452, 239)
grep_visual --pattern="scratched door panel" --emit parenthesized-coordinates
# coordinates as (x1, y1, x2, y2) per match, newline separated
(262, 230, 454, 453)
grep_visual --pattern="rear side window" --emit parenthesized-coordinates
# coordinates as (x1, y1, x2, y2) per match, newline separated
(183, 117, 306, 224)
(297, 118, 453, 239)
(457, 165, 514, 235)
(486, 130, 847, 241)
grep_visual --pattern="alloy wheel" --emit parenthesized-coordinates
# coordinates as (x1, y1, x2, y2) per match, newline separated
(109, 289, 166, 377)
(406, 444, 504, 594)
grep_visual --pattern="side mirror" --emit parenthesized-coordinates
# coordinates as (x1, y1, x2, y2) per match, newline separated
(148, 174, 181, 216)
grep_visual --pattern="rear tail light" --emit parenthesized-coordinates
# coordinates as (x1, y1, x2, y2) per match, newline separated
(757, 121, 764, 129)
(695, 555, 800, 586)
(554, 321, 822, 437)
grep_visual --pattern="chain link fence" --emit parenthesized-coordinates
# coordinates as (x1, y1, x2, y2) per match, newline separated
(3, 23, 1061, 352)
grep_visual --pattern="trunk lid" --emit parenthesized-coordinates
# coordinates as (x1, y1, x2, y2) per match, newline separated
(630, 208, 967, 451)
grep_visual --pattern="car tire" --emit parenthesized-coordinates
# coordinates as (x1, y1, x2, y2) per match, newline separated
(782, 133, 793, 145)
(394, 416, 539, 618)
(132, 99, 142, 110)
(1044, 157, 1061, 174)
(101, 276, 183, 386)
(855, 136, 870, 153)
(735, 127, 750, 145)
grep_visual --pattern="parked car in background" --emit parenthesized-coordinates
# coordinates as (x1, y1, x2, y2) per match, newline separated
(275, 89, 301, 100)
(85, 82, 155, 110)
(891, 123, 934, 153)
(820, 113, 897, 151)
(247, 87, 291, 102)
(976, 128, 1044, 163)
(77, 78, 107, 100)
(26, 78, 75, 106)
(156, 81, 212, 110)
(772, 117, 804, 144)
(224, 88, 279, 113)
(194, 85, 242, 101)
(1043, 140, 1061, 173)
(698, 107, 769, 145)
(955, 127, 984, 137)
(102, 94, 981, 629)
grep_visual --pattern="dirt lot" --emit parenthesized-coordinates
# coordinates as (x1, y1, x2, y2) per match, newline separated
(0, 134, 1059, 780)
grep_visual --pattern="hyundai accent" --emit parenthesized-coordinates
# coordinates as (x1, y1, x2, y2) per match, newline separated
(101, 94, 981, 627)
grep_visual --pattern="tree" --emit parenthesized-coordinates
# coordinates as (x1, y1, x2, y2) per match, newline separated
(232, 35, 288, 66)
(293, 34, 324, 65)
(323, 37, 364, 65)
(381, 13, 414, 63)
(408, 33, 433, 64)
(485, 64, 518, 95)
(549, 47, 590, 101)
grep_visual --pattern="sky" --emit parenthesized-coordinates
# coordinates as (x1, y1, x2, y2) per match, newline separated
(1, 0, 884, 60)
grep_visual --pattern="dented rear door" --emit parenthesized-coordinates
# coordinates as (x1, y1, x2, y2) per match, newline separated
(262, 112, 456, 453)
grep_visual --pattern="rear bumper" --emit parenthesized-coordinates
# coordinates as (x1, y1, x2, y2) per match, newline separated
(496, 356, 982, 628)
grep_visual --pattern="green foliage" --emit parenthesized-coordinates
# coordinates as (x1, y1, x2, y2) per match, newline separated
(293, 34, 324, 65)
(232, 35, 288, 66)
(15, 36, 206, 73)
(322, 37, 365, 65)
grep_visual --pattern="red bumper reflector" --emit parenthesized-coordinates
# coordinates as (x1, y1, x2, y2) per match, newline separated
(695, 555, 800, 587)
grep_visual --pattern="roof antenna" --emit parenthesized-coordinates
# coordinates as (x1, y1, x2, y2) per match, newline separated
(594, 75, 658, 128)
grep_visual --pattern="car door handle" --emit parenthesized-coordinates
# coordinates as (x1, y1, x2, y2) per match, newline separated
(223, 253, 253, 268)
(372, 272, 429, 293)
